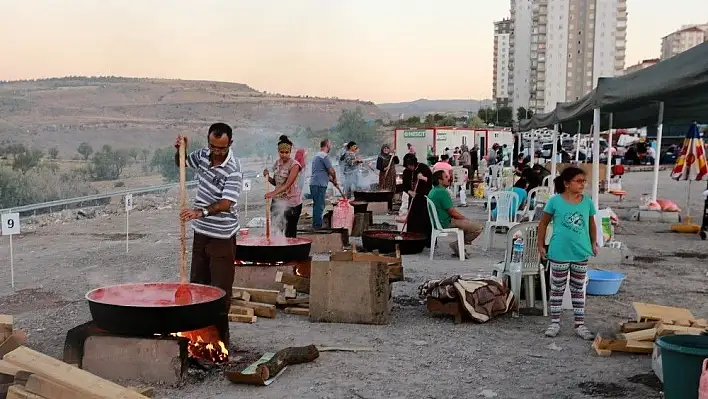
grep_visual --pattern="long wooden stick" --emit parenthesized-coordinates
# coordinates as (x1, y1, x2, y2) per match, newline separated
(265, 177, 271, 241)
(178, 138, 188, 284)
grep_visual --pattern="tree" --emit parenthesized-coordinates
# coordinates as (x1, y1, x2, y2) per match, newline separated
(5, 144, 27, 160)
(140, 148, 151, 162)
(468, 115, 487, 128)
(516, 107, 534, 121)
(89, 146, 127, 180)
(150, 139, 204, 182)
(48, 147, 59, 159)
(12, 149, 43, 173)
(331, 107, 382, 154)
(77, 142, 93, 160)
(128, 148, 140, 162)
(477, 107, 513, 127)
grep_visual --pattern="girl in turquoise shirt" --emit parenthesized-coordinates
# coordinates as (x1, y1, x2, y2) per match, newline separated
(537, 167, 598, 340)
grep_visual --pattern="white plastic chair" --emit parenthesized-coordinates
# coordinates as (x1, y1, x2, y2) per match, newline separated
(425, 196, 465, 261)
(485, 165, 503, 191)
(541, 175, 551, 188)
(517, 186, 550, 222)
(493, 222, 548, 316)
(482, 191, 520, 251)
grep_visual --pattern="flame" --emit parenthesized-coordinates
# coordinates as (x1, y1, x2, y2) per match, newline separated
(234, 260, 286, 266)
(170, 326, 228, 363)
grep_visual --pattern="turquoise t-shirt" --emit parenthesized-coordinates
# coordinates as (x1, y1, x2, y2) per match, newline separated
(544, 194, 596, 262)
(428, 186, 454, 228)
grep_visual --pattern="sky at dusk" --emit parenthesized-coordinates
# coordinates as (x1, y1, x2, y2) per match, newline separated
(1, 0, 706, 103)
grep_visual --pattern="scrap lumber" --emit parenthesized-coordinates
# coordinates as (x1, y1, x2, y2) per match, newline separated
(632, 302, 695, 323)
(592, 333, 654, 356)
(225, 345, 320, 386)
(6, 385, 44, 399)
(691, 318, 708, 328)
(128, 387, 154, 398)
(3, 346, 148, 398)
(618, 328, 657, 342)
(283, 285, 297, 299)
(228, 306, 255, 317)
(22, 373, 84, 399)
(274, 271, 310, 293)
(656, 323, 706, 337)
(232, 291, 251, 302)
(232, 287, 279, 305)
(330, 249, 404, 282)
(231, 300, 276, 319)
(276, 294, 309, 307)
(0, 333, 26, 359)
(0, 359, 27, 376)
(619, 321, 657, 333)
(228, 314, 257, 324)
(283, 307, 310, 316)
(0, 315, 12, 342)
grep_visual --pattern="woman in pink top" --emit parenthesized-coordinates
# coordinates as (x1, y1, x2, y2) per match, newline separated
(264, 135, 303, 237)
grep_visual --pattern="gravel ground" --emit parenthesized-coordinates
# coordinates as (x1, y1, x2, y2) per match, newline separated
(1, 171, 707, 399)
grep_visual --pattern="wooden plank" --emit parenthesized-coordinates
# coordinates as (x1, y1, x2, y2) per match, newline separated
(691, 318, 708, 328)
(232, 287, 279, 305)
(276, 295, 309, 307)
(275, 272, 310, 293)
(0, 333, 26, 359)
(6, 385, 45, 399)
(0, 315, 12, 343)
(232, 291, 251, 302)
(24, 374, 85, 399)
(632, 302, 694, 323)
(618, 328, 657, 342)
(228, 314, 257, 323)
(283, 285, 297, 299)
(592, 333, 654, 356)
(231, 300, 276, 319)
(228, 306, 254, 317)
(619, 321, 657, 333)
(656, 323, 706, 336)
(283, 307, 310, 316)
(0, 359, 27, 376)
(128, 387, 154, 398)
(3, 346, 148, 398)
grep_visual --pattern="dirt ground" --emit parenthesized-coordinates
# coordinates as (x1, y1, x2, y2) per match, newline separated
(1, 170, 707, 399)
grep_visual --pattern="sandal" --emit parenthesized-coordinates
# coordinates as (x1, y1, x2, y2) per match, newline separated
(575, 325, 595, 341)
(544, 323, 561, 337)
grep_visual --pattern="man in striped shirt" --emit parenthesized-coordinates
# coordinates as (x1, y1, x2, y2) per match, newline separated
(176, 123, 242, 343)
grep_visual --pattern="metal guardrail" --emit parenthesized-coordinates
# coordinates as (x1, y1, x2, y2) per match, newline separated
(1, 170, 260, 215)
(0, 181, 198, 214)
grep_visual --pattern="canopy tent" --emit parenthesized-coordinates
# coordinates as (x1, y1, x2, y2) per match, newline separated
(519, 42, 708, 131)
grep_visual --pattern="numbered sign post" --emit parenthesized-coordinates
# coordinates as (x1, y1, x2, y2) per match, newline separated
(242, 179, 252, 218)
(125, 194, 133, 252)
(2, 212, 21, 288)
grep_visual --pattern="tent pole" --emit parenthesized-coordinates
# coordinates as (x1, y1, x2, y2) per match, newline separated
(575, 121, 581, 163)
(606, 113, 614, 185)
(530, 131, 535, 165)
(551, 124, 558, 181)
(592, 108, 601, 209)
(651, 102, 665, 202)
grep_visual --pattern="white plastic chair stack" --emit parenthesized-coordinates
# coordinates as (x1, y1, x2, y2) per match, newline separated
(482, 191, 519, 251)
(517, 186, 550, 222)
(496, 222, 548, 316)
(425, 197, 465, 261)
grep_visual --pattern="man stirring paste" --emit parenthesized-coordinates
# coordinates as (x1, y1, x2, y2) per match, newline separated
(175, 123, 242, 345)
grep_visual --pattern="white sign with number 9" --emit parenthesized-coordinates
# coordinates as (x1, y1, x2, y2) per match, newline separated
(1, 213, 20, 235)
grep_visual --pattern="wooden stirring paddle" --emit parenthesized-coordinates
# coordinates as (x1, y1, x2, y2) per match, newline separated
(175, 136, 192, 305)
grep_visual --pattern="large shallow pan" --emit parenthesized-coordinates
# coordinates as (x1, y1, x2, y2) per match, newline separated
(86, 282, 225, 335)
(361, 230, 427, 255)
(235, 236, 312, 263)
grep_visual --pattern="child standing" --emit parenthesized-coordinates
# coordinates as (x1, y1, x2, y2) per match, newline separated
(537, 167, 598, 340)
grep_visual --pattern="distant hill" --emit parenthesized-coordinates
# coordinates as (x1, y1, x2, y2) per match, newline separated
(0, 76, 386, 155)
(377, 98, 494, 118)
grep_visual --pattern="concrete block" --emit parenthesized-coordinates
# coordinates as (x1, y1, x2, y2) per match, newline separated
(367, 202, 389, 215)
(233, 264, 295, 291)
(589, 245, 635, 266)
(82, 335, 187, 384)
(629, 209, 681, 223)
(310, 260, 391, 325)
(297, 229, 347, 253)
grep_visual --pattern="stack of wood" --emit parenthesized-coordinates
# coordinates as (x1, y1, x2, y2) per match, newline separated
(592, 302, 707, 356)
(1, 315, 152, 398)
(228, 287, 279, 323)
(274, 271, 310, 317)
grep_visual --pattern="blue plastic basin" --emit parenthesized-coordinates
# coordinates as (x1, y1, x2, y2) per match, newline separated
(586, 269, 626, 295)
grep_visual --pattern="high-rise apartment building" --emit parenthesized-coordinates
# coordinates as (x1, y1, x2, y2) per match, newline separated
(509, 0, 534, 115)
(493, 19, 513, 109)
(660, 23, 708, 60)
(505, 0, 627, 116)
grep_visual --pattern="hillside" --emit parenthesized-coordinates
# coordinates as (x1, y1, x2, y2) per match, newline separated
(377, 98, 494, 118)
(0, 77, 386, 155)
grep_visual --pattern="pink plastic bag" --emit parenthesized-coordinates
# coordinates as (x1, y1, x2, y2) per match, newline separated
(699, 359, 708, 399)
(332, 198, 354, 234)
(647, 201, 662, 211)
(656, 199, 681, 212)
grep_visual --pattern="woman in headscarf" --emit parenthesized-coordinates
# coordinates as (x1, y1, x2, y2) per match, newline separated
(376, 144, 399, 192)
(264, 135, 303, 238)
(401, 156, 433, 245)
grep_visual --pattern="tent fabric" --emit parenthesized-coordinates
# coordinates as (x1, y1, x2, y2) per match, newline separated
(519, 42, 708, 131)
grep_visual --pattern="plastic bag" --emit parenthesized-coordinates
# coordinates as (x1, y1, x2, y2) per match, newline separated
(656, 199, 681, 212)
(646, 201, 662, 211)
(474, 183, 486, 199)
(597, 209, 614, 244)
(332, 198, 355, 233)
(399, 192, 410, 215)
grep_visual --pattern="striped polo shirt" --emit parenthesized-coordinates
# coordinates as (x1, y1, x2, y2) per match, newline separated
(186, 147, 242, 239)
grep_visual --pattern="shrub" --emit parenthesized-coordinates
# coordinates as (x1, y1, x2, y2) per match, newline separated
(0, 166, 98, 209)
